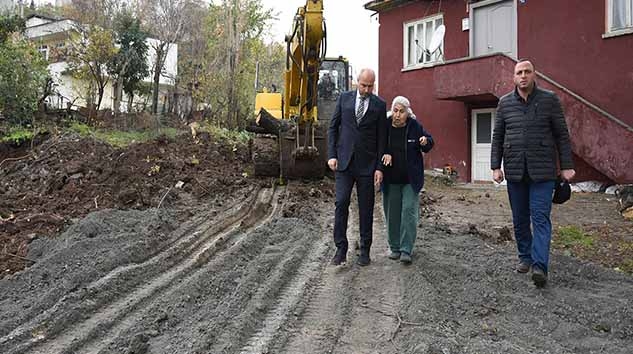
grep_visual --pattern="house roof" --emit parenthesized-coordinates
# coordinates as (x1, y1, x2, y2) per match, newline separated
(26, 13, 64, 23)
(364, 0, 420, 12)
(364, 0, 474, 12)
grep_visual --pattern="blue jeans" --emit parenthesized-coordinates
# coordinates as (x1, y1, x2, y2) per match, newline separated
(506, 179, 555, 274)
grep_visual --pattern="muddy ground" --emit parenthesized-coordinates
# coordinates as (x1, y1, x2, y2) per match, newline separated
(1, 133, 632, 354)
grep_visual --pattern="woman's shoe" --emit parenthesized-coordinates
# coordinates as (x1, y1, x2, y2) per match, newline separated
(400, 252, 412, 264)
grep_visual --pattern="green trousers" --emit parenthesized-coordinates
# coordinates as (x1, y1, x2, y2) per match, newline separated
(382, 183, 420, 255)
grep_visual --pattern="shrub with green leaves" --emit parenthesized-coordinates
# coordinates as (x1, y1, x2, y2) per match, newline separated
(0, 127, 35, 145)
(0, 38, 49, 126)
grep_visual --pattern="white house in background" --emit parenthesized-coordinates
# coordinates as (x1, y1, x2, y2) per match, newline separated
(24, 14, 178, 112)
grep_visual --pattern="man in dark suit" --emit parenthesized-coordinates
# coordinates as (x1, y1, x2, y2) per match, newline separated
(327, 68, 387, 266)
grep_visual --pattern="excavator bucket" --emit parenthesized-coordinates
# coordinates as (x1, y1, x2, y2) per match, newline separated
(280, 125, 327, 179)
(251, 108, 327, 179)
(252, 130, 327, 179)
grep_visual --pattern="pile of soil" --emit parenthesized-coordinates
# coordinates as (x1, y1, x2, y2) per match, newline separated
(0, 131, 255, 277)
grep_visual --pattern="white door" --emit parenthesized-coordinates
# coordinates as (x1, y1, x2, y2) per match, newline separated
(471, 109, 501, 183)
(471, 0, 517, 58)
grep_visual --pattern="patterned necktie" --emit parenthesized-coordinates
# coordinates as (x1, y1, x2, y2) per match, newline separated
(356, 96, 367, 125)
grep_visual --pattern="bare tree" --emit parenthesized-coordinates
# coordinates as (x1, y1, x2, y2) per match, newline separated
(63, 0, 126, 29)
(135, 0, 200, 114)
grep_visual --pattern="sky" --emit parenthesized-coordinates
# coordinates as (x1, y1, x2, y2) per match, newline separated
(259, 0, 379, 79)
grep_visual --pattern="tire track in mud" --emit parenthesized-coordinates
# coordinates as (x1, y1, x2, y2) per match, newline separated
(272, 215, 361, 354)
(0, 186, 256, 348)
(237, 224, 331, 354)
(86, 182, 335, 354)
(79, 185, 287, 354)
(265, 194, 402, 354)
(2, 185, 283, 354)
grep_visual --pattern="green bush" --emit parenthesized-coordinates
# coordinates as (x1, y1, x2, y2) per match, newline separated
(69, 122, 93, 136)
(0, 127, 35, 145)
(204, 124, 252, 146)
(67, 123, 180, 148)
(0, 38, 49, 126)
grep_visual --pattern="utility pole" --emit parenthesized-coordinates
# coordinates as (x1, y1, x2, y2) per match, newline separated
(254, 60, 259, 93)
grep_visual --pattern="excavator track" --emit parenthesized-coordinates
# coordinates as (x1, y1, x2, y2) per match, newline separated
(252, 134, 281, 177)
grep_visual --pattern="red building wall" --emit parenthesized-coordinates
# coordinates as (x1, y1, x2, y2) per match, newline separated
(377, 1, 472, 178)
(518, 0, 633, 127)
(375, 0, 630, 182)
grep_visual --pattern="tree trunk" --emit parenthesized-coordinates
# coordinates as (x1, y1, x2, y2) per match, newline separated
(114, 60, 129, 114)
(96, 85, 104, 114)
(152, 44, 166, 114)
(226, 0, 241, 130)
(113, 78, 123, 113)
(127, 93, 134, 112)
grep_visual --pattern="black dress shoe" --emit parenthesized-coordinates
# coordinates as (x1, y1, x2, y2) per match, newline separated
(532, 267, 547, 288)
(331, 249, 347, 266)
(516, 261, 531, 273)
(357, 252, 370, 266)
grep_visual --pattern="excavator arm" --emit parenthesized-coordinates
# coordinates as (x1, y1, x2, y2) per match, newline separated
(284, 0, 325, 126)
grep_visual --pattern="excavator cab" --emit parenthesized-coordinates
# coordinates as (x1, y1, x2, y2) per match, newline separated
(316, 58, 350, 136)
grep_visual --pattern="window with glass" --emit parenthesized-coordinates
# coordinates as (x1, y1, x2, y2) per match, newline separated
(318, 60, 348, 101)
(608, 0, 633, 32)
(38, 45, 49, 61)
(403, 14, 443, 68)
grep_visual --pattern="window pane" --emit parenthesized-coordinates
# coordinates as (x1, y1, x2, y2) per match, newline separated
(425, 20, 432, 62)
(407, 25, 415, 65)
(434, 18, 443, 61)
(476, 113, 492, 144)
(612, 0, 627, 30)
(416, 23, 424, 63)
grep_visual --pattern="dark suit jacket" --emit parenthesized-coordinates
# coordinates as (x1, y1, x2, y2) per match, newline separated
(327, 90, 387, 176)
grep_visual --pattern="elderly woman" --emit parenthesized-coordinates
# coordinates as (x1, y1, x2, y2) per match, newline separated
(381, 96, 434, 264)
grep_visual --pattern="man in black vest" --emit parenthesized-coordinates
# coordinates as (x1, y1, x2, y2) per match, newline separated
(327, 68, 387, 267)
(491, 59, 575, 287)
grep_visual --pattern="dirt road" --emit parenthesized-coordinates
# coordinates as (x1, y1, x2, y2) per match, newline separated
(1, 174, 632, 354)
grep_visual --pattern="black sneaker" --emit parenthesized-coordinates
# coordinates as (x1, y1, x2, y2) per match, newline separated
(532, 267, 547, 288)
(357, 252, 370, 266)
(516, 261, 531, 273)
(331, 249, 347, 266)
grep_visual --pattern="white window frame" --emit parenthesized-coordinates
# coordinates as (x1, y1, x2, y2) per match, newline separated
(605, 0, 633, 38)
(402, 13, 444, 69)
(38, 44, 49, 61)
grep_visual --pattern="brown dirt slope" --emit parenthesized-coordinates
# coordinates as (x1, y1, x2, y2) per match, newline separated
(0, 131, 254, 277)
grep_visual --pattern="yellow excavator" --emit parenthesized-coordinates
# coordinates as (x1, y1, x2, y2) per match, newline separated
(250, 0, 350, 180)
